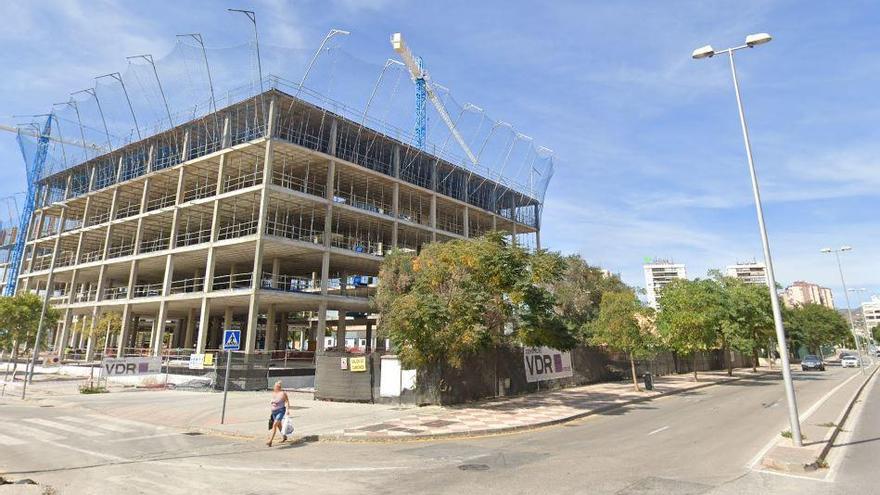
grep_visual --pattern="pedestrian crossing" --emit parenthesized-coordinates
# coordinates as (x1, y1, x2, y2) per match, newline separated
(0, 413, 166, 446)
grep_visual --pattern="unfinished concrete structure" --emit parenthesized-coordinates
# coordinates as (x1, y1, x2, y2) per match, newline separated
(18, 88, 542, 360)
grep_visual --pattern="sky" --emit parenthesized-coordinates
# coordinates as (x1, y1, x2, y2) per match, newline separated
(0, 0, 877, 308)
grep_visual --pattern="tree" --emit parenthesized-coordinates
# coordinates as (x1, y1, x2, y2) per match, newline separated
(715, 275, 775, 374)
(376, 232, 575, 371)
(785, 303, 851, 355)
(873, 324, 880, 344)
(96, 312, 123, 356)
(550, 255, 629, 339)
(0, 293, 60, 380)
(589, 290, 657, 391)
(656, 278, 723, 381)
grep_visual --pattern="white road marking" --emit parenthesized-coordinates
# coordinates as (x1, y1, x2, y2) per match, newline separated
(24, 418, 103, 437)
(106, 432, 182, 443)
(58, 415, 134, 433)
(0, 432, 26, 446)
(84, 414, 164, 430)
(647, 426, 669, 436)
(0, 423, 65, 441)
(747, 370, 865, 470)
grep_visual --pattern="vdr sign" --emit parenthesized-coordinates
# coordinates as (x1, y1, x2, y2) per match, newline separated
(523, 347, 573, 383)
(102, 357, 162, 376)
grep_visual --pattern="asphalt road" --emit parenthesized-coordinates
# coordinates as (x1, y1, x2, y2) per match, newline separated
(0, 366, 868, 494)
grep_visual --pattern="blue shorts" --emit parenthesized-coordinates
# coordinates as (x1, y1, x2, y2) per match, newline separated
(271, 408, 286, 422)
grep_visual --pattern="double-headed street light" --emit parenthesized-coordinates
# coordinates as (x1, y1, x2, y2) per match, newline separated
(849, 288, 874, 355)
(693, 32, 804, 447)
(821, 246, 868, 374)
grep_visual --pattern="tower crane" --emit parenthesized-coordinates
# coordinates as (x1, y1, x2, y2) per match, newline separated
(0, 117, 105, 296)
(390, 33, 478, 165)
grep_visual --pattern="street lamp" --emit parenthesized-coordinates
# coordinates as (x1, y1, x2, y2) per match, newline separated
(848, 287, 874, 360)
(693, 32, 804, 447)
(821, 246, 867, 374)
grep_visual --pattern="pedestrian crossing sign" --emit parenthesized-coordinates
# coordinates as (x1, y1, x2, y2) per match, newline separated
(223, 330, 241, 351)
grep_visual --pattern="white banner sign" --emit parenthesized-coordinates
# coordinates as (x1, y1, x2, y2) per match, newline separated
(102, 357, 162, 376)
(524, 347, 573, 383)
(188, 354, 205, 370)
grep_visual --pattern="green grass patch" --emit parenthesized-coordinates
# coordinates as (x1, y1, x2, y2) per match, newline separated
(78, 384, 108, 394)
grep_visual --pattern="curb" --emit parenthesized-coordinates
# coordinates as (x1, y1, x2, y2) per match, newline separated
(195, 370, 770, 444)
(819, 365, 879, 461)
(759, 365, 878, 473)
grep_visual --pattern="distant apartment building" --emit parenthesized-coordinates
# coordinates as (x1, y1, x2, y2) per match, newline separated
(863, 296, 880, 331)
(643, 260, 687, 309)
(725, 261, 767, 285)
(783, 281, 834, 309)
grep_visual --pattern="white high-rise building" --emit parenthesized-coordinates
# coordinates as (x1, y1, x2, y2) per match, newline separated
(863, 296, 880, 332)
(643, 260, 687, 309)
(725, 261, 767, 285)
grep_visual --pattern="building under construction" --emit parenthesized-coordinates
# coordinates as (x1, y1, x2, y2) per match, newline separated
(19, 85, 542, 364)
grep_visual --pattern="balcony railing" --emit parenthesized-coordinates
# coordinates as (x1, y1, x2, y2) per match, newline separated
(132, 282, 162, 298)
(107, 242, 135, 259)
(80, 249, 104, 263)
(329, 233, 386, 257)
(74, 288, 97, 303)
(212, 272, 253, 291)
(260, 272, 319, 293)
(333, 192, 392, 217)
(264, 220, 322, 244)
(115, 203, 140, 219)
(183, 182, 216, 203)
(86, 211, 111, 227)
(146, 193, 175, 212)
(104, 286, 128, 300)
(169, 276, 204, 294)
(139, 236, 170, 254)
(176, 227, 212, 247)
(272, 170, 326, 198)
(222, 170, 264, 193)
(30, 255, 52, 271)
(55, 251, 75, 267)
(217, 219, 258, 241)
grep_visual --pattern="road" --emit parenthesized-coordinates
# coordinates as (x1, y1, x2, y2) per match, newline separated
(0, 366, 869, 494)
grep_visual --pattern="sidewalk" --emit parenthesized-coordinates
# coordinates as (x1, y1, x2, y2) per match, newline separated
(760, 364, 878, 473)
(11, 367, 770, 443)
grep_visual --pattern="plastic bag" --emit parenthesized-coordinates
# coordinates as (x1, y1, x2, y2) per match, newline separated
(282, 415, 294, 436)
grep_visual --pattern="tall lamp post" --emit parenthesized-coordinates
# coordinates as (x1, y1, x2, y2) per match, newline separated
(693, 33, 803, 447)
(848, 287, 874, 362)
(822, 246, 867, 374)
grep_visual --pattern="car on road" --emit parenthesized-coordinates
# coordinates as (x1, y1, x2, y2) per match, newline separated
(801, 355, 825, 371)
(841, 354, 860, 368)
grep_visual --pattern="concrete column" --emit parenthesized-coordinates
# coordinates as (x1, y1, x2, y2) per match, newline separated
(196, 298, 211, 353)
(85, 313, 98, 361)
(278, 312, 288, 350)
(116, 304, 132, 356)
(224, 306, 234, 335)
(171, 318, 182, 349)
(184, 307, 197, 349)
(392, 145, 400, 248)
(271, 258, 280, 289)
(366, 321, 373, 353)
(430, 194, 437, 242)
(463, 206, 470, 238)
(316, 302, 327, 351)
(56, 309, 73, 355)
(510, 194, 517, 244)
(336, 309, 347, 351)
(265, 304, 277, 352)
(149, 312, 165, 357)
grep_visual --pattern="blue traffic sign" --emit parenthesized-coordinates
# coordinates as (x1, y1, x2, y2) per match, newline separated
(223, 329, 241, 351)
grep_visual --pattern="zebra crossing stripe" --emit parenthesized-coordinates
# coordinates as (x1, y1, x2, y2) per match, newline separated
(58, 415, 134, 433)
(84, 414, 162, 430)
(24, 418, 103, 437)
(0, 432, 26, 446)
(0, 423, 65, 441)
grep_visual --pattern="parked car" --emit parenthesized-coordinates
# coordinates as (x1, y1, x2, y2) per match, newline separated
(841, 354, 860, 368)
(801, 355, 825, 371)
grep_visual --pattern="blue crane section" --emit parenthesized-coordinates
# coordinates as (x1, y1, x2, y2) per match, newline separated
(4, 114, 53, 296)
